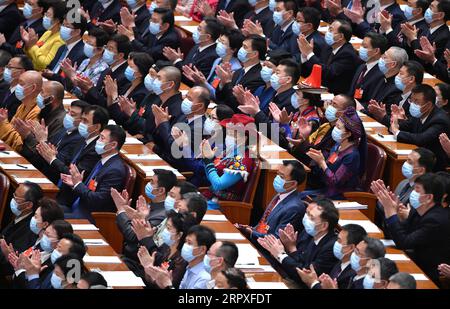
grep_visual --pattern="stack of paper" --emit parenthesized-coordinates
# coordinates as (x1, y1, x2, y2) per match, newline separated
(215, 233, 245, 240)
(14, 177, 52, 184)
(333, 201, 368, 210)
(83, 239, 109, 246)
(248, 282, 288, 289)
(363, 122, 385, 128)
(71, 224, 99, 231)
(125, 154, 161, 161)
(174, 15, 192, 22)
(100, 271, 146, 287)
(236, 244, 260, 266)
(350, 37, 363, 44)
(202, 214, 228, 221)
(371, 134, 397, 142)
(83, 256, 122, 264)
(125, 137, 142, 145)
(0, 151, 21, 158)
(338, 220, 381, 234)
(410, 273, 428, 281)
(181, 25, 197, 33)
(394, 149, 412, 155)
(265, 158, 286, 165)
(137, 164, 183, 176)
(380, 239, 396, 247)
(385, 253, 410, 261)
(0, 164, 37, 170)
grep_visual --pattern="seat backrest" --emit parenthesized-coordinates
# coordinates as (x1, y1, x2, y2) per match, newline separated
(242, 159, 261, 203)
(175, 27, 194, 59)
(91, 212, 124, 254)
(362, 143, 387, 192)
(0, 173, 11, 228)
(124, 163, 137, 198)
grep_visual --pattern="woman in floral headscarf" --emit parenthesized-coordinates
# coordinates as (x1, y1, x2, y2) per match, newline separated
(302, 106, 367, 199)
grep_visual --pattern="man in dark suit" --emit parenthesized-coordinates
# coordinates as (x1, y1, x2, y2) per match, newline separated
(380, 173, 450, 284)
(298, 224, 367, 289)
(390, 84, 450, 171)
(216, 0, 252, 28)
(44, 16, 88, 83)
(54, 106, 108, 208)
(299, 19, 361, 95)
(82, 34, 131, 107)
(0, 55, 33, 120)
(130, 8, 180, 62)
(258, 198, 339, 287)
(0, 0, 45, 56)
(348, 32, 387, 110)
(243, 0, 274, 37)
(35, 100, 89, 184)
(163, 17, 219, 87)
(88, 0, 121, 29)
(0, 0, 22, 42)
(215, 34, 266, 111)
(116, 169, 177, 260)
(291, 7, 328, 69)
(61, 125, 128, 221)
(268, 0, 297, 53)
(123, 0, 151, 37)
(0, 49, 11, 98)
(237, 160, 306, 241)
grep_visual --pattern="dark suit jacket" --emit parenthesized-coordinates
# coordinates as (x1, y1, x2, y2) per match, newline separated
(386, 19, 428, 57)
(13, 254, 53, 289)
(250, 191, 306, 240)
(0, 80, 8, 105)
(55, 137, 101, 206)
(347, 275, 365, 289)
(0, 88, 21, 120)
(296, 31, 328, 74)
(281, 231, 338, 285)
(244, 6, 275, 37)
(215, 63, 265, 112)
(216, 0, 252, 28)
(71, 154, 127, 221)
(133, 4, 151, 36)
(304, 42, 361, 95)
(89, 0, 121, 26)
(108, 82, 149, 127)
(124, 92, 160, 136)
(84, 61, 130, 107)
(269, 23, 296, 53)
(27, 269, 53, 289)
(411, 24, 450, 66)
(116, 201, 166, 260)
(312, 262, 355, 289)
(385, 205, 450, 283)
(372, 75, 402, 114)
(132, 27, 180, 62)
(396, 107, 450, 170)
(0, 3, 22, 42)
(1, 18, 45, 56)
(0, 213, 37, 254)
(175, 44, 218, 87)
(348, 62, 385, 109)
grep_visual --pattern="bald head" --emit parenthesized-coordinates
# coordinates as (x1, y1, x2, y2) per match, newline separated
(189, 86, 210, 111)
(160, 66, 181, 91)
(42, 80, 64, 108)
(17, 71, 43, 102)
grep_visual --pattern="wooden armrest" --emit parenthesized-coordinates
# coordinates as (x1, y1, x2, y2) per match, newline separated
(343, 192, 377, 222)
(218, 201, 254, 225)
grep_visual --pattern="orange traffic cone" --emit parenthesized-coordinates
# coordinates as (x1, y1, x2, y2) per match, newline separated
(301, 64, 322, 88)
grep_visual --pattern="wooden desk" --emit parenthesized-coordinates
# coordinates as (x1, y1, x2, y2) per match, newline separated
(0, 143, 58, 198)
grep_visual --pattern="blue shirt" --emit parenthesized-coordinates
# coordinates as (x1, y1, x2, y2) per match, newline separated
(179, 260, 211, 289)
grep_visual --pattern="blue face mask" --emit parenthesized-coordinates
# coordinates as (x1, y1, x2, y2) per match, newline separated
(51, 273, 63, 289)
(333, 241, 345, 260)
(273, 11, 284, 26)
(30, 217, 41, 235)
(83, 43, 95, 58)
(292, 21, 301, 35)
(149, 22, 160, 35)
(127, 0, 138, 9)
(78, 122, 90, 139)
(291, 93, 300, 109)
(203, 254, 212, 273)
(15, 84, 26, 101)
(378, 58, 389, 74)
(3, 68, 12, 84)
(60, 25, 72, 42)
(42, 16, 53, 30)
(248, 0, 258, 6)
(144, 75, 154, 91)
(350, 252, 362, 272)
(10, 198, 22, 217)
(164, 195, 176, 212)
(95, 140, 109, 155)
(23, 3, 34, 19)
(63, 114, 75, 130)
(40, 234, 53, 252)
(363, 274, 375, 289)
(51, 249, 62, 264)
(215, 42, 228, 58)
(124, 66, 136, 82)
(401, 162, 414, 179)
(161, 228, 176, 246)
(181, 98, 193, 115)
(302, 214, 317, 237)
(192, 29, 202, 44)
(145, 182, 156, 200)
(269, 0, 276, 11)
(36, 94, 47, 109)
(149, 2, 157, 14)
(102, 49, 116, 65)
(270, 74, 282, 90)
(273, 175, 287, 193)
(325, 105, 337, 122)
(181, 243, 197, 262)
(331, 126, 343, 143)
(152, 78, 165, 95)
(404, 6, 415, 20)
(424, 8, 434, 24)
(260, 66, 273, 83)
(395, 75, 406, 91)
(237, 47, 248, 63)
(359, 47, 369, 62)
(409, 190, 422, 209)
(409, 102, 422, 118)
(204, 118, 217, 135)
(325, 31, 335, 46)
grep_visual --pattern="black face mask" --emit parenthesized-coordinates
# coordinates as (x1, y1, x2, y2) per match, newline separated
(39, 96, 54, 119)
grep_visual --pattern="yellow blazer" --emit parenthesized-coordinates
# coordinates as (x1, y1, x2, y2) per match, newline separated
(25, 30, 64, 71)
(0, 101, 40, 152)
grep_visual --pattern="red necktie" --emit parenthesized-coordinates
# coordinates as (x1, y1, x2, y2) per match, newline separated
(255, 195, 280, 233)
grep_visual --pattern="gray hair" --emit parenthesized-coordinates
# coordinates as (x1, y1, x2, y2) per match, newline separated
(388, 47, 409, 69)
(389, 272, 417, 289)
